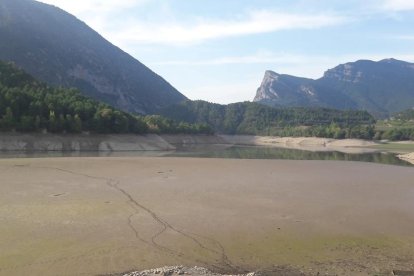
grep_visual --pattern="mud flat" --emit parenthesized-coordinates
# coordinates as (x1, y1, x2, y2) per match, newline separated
(1, 157, 414, 276)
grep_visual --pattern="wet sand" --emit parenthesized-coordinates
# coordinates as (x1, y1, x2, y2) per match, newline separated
(1, 157, 414, 275)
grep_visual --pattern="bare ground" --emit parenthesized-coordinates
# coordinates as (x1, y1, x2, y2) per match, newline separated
(1, 157, 414, 276)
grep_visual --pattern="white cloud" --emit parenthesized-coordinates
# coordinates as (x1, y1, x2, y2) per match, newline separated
(395, 35, 414, 40)
(383, 0, 414, 11)
(35, 0, 151, 48)
(112, 10, 347, 46)
(153, 52, 414, 67)
(36, 0, 145, 15)
(186, 80, 261, 104)
(152, 52, 323, 66)
(35, 1, 346, 47)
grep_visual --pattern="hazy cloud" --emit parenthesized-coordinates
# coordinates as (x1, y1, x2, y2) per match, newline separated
(112, 10, 347, 46)
(36, 0, 147, 15)
(152, 52, 312, 66)
(395, 35, 414, 40)
(382, 0, 414, 11)
(186, 80, 261, 103)
(152, 52, 414, 67)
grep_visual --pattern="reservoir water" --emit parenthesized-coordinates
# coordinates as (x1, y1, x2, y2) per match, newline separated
(0, 145, 411, 166)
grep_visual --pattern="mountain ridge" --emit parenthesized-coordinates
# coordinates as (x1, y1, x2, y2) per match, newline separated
(0, 0, 187, 114)
(254, 58, 414, 118)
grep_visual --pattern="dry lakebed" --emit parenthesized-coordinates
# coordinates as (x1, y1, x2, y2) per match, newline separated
(0, 156, 414, 275)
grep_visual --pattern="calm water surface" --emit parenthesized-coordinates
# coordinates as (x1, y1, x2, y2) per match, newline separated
(0, 145, 411, 167)
(168, 145, 412, 166)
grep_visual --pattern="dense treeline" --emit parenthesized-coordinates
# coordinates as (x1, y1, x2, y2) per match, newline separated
(373, 128, 414, 141)
(158, 100, 376, 139)
(0, 61, 212, 134)
(373, 108, 414, 140)
(393, 108, 414, 121)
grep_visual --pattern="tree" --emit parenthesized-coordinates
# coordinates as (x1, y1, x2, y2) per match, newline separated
(1, 107, 15, 130)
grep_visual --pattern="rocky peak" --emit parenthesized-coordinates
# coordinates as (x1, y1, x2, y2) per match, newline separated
(253, 69, 318, 106)
(323, 62, 365, 83)
(254, 70, 282, 101)
(253, 58, 414, 118)
(264, 70, 280, 79)
(379, 58, 406, 65)
(379, 58, 414, 71)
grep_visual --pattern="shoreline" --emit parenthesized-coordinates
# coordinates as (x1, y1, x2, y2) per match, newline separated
(1, 132, 413, 164)
(0, 132, 390, 152)
(220, 135, 383, 154)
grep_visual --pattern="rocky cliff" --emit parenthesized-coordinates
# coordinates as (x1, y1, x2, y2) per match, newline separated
(254, 59, 414, 118)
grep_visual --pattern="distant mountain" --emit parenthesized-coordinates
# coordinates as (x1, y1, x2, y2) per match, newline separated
(254, 59, 414, 118)
(0, 0, 186, 114)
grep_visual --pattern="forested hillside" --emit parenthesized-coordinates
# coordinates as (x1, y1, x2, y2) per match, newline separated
(374, 108, 414, 140)
(0, 0, 186, 114)
(159, 100, 376, 139)
(393, 108, 414, 121)
(0, 61, 211, 134)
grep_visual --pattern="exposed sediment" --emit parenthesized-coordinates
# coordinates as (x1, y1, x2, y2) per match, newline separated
(1, 157, 414, 275)
(219, 135, 380, 153)
(0, 133, 175, 151)
(0, 133, 229, 152)
(397, 152, 414, 164)
(0, 133, 381, 153)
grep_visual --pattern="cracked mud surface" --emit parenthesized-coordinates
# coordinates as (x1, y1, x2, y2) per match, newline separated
(1, 157, 414, 275)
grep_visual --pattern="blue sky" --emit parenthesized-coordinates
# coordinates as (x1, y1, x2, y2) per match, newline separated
(37, 0, 414, 103)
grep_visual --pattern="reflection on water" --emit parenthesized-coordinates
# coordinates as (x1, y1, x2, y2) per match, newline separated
(0, 145, 412, 166)
(0, 150, 171, 159)
(166, 145, 413, 167)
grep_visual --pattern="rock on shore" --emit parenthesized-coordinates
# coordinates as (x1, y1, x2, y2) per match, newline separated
(123, 266, 255, 276)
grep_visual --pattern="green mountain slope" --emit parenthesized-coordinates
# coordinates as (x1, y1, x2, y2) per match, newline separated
(0, 0, 186, 114)
(158, 100, 376, 138)
(0, 61, 210, 134)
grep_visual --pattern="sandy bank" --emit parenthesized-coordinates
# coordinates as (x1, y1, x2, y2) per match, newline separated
(161, 134, 227, 148)
(0, 133, 384, 153)
(398, 152, 414, 164)
(1, 157, 414, 276)
(220, 135, 380, 153)
(0, 133, 388, 154)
